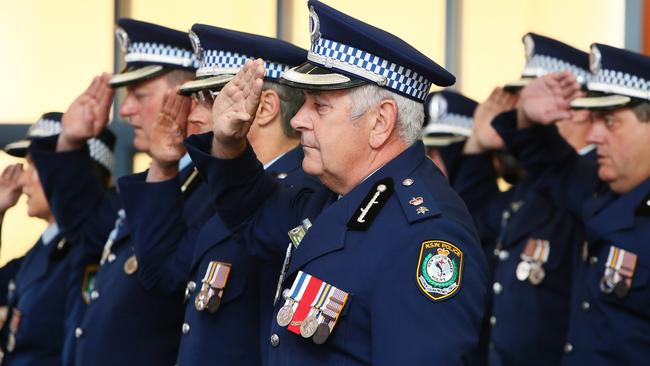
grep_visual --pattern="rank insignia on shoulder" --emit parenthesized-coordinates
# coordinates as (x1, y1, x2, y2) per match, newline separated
(417, 240, 463, 302)
(82, 265, 99, 305)
(348, 178, 394, 231)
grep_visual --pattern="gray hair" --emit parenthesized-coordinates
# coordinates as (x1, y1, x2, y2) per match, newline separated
(263, 81, 304, 139)
(631, 101, 650, 122)
(347, 84, 424, 145)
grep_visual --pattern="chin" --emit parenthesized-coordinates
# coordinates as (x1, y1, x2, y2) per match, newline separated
(301, 159, 321, 177)
(132, 138, 149, 153)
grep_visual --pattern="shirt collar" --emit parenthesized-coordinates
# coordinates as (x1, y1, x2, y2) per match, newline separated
(263, 151, 288, 170)
(179, 153, 192, 171)
(41, 223, 60, 246)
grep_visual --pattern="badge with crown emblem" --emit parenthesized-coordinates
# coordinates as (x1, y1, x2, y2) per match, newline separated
(309, 5, 321, 44)
(417, 240, 463, 302)
(115, 27, 130, 53)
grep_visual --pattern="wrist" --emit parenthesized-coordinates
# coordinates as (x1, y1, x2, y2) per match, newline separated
(463, 136, 485, 155)
(211, 135, 247, 159)
(516, 107, 534, 129)
(56, 133, 86, 152)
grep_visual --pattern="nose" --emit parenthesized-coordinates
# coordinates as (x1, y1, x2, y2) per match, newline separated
(290, 104, 312, 132)
(586, 114, 606, 145)
(120, 93, 137, 119)
(18, 166, 31, 189)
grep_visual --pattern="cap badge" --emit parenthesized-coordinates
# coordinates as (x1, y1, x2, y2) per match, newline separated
(309, 5, 321, 44)
(115, 27, 130, 53)
(523, 34, 535, 61)
(189, 29, 204, 64)
(590, 45, 602, 74)
(429, 93, 448, 122)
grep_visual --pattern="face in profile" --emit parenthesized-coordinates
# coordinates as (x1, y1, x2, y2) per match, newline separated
(120, 76, 171, 152)
(20, 157, 53, 221)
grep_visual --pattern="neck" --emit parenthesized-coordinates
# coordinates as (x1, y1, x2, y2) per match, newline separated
(249, 122, 300, 165)
(330, 139, 408, 195)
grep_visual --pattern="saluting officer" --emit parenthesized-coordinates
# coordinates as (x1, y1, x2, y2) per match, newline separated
(116, 24, 319, 365)
(185, 1, 487, 364)
(492, 43, 650, 365)
(0, 113, 114, 365)
(28, 19, 202, 365)
(450, 34, 595, 366)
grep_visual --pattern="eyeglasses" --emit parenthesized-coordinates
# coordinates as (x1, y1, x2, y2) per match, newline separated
(191, 89, 219, 105)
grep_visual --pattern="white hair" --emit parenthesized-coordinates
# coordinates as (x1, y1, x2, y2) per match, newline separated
(347, 84, 424, 145)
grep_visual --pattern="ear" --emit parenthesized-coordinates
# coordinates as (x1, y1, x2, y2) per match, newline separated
(368, 99, 398, 149)
(254, 89, 280, 127)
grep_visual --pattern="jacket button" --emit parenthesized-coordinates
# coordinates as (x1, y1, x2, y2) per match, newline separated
(581, 301, 590, 311)
(401, 178, 414, 186)
(277, 173, 288, 180)
(589, 256, 598, 265)
(90, 290, 100, 300)
(498, 250, 509, 261)
(489, 316, 496, 326)
(182, 323, 190, 335)
(188, 281, 196, 292)
(75, 327, 83, 338)
(564, 343, 573, 353)
(493, 282, 503, 295)
(270, 333, 280, 347)
(108, 253, 116, 263)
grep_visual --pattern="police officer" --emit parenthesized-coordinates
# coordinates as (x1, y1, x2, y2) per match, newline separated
(0, 112, 115, 365)
(422, 90, 477, 178)
(449, 34, 595, 366)
(185, 1, 487, 364)
(28, 19, 203, 365)
(492, 43, 650, 365)
(116, 24, 319, 365)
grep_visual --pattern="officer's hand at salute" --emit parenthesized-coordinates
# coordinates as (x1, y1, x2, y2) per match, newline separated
(0, 164, 23, 215)
(516, 71, 588, 129)
(146, 88, 192, 183)
(58, 73, 115, 152)
(210, 59, 265, 159)
(464, 86, 518, 154)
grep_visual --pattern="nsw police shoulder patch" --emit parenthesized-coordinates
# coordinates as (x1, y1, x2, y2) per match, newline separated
(416, 240, 463, 302)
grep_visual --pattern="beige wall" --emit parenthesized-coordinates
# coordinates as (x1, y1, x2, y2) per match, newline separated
(459, 0, 625, 102)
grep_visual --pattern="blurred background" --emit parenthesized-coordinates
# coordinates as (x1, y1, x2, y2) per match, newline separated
(0, 0, 643, 264)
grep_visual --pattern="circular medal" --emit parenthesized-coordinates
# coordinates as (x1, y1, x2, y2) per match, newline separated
(613, 280, 630, 298)
(194, 291, 208, 311)
(300, 315, 319, 338)
(207, 295, 221, 314)
(528, 264, 546, 285)
(599, 272, 615, 294)
(123, 255, 138, 275)
(276, 304, 294, 327)
(516, 261, 531, 281)
(312, 323, 331, 344)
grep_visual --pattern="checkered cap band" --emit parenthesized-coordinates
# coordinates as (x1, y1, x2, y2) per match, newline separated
(309, 37, 432, 101)
(588, 68, 650, 101)
(197, 49, 291, 80)
(126, 42, 198, 68)
(87, 138, 114, 173)
(522, 54, 591, 84)
(425, 113, 472, 136)
(26, 118, 61, 138)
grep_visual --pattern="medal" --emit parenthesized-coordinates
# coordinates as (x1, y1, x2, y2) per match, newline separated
(300, 315, 319, 338)
(528, 263, 546, 285)
(206, 294, 221, 313)
(195, 290, 209, 311)
(516, 261, 531, 281)
(599, 271, 615, 294)
(613, 280, 630, 298)
(123, 255, 138, 275)
(312, 322, 331, 344)
(276, 303, 295, 327)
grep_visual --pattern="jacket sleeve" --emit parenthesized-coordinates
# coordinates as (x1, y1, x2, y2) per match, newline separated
(118, 172, 196, 295)
(29, 135, 120, 256)
(185, 132, 316, 261)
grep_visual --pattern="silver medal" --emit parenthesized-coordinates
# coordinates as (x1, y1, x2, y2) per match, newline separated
(516, 261, 531, 281)
(300, 315, 320, 338)
(276, 303, 294, 327)
(528, 263, 546, 285)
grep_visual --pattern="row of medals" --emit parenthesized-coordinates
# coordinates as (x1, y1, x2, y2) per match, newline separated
(276, 288, 341, 345)
(194, 282, 222, 314)
(516, 259, 545, 285)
